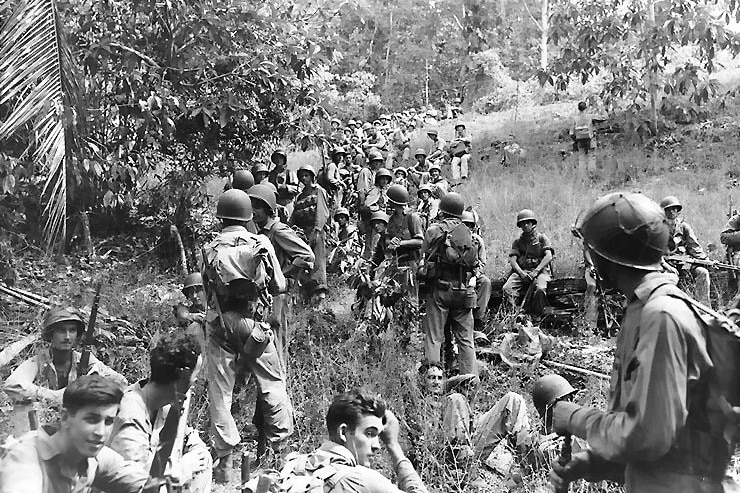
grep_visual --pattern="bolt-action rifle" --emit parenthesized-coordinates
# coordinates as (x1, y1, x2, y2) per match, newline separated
(665, 254, 740, 272)
(77, 281, 102, 376)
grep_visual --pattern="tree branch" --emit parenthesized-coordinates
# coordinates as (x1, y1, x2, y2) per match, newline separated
(520, 0, 542, 32)
(109, 42, 161, 68)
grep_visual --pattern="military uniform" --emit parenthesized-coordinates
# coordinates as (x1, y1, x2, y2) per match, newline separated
(267, 168, 299, 208)
(429, 176, 449, 200)
(290, 183, 330, 296)
(417, 197, 439, 231)
(472, 232, 491, 329)
(503, 230, 553, 316)
(667, 217, 710, 306)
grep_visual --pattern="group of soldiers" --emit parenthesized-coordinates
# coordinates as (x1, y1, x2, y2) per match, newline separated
(1, 111, 739, 493)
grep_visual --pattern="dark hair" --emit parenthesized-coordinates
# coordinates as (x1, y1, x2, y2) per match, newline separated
(150, 332, 200, 384)
(326, 389, 386, 436)
(418, 361, 444, 376)
(63, 375, 123, 414)
(578, 101, 587, 111)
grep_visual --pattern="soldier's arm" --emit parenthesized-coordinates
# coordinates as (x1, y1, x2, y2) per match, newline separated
(274, 225, 315, 276)
(314, 188, 330, 231)
(400, 214, 424, 250)
(682, 223, 707, 259)
(87, 353, 128, 387)
(3, 357, 63, 404)
(534, 234, 555, 272)
(261, 239, 287, 294)
(0, 440, 44, 493)
(92, 447, 148, 493)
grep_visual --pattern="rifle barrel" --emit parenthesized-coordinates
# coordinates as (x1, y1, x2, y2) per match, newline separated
(78, 281, 103, 375)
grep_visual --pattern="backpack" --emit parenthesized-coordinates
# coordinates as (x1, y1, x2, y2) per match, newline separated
(654, 285, 740, 445)
(243, 452, 351, 493)
(316, 167, 332, 192)
(201, 231, 273, 305)
(439, 220, 478, 269)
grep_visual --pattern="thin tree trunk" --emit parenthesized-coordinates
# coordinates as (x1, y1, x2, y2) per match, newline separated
(80, 211, 94, 257)
(425, 60, 430, 107)
(384, 8, 393, 90)
(170, 225, 188, 276)
(540, 0, 549, 69)
(646, 0, 658, 134)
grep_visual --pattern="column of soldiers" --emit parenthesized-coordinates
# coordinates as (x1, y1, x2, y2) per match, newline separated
(1, 114, 739, 493)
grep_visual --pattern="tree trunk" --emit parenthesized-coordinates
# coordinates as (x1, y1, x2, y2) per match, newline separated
(384, 8, 393, 91)
(540, 0, 549, 69)
(425, 60, 430, 107)
(646, 0, 658, 134)
(80, 212, 94, 257)
(170, 225, 188, 277)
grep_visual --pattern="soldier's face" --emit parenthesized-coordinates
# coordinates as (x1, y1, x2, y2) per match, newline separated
(373, 221, 387, 234)
(184, 286, 207, 310)
(62, 404, 119, 458)
(419, 191, 430, 201)
(519, 220, 536, 234)
(337, 216, 348, 227)
(342, 415, 383, 467)
(665, 206, 681, 220)
(430, 170, 440, 179)
(298, 172, 313, 186)
(272, 156, 286, 169)
(252, 203, 269, 225)
(424, 367, 444, 395)
(377, 177, 391, 188)
(50, 323, 78, 351)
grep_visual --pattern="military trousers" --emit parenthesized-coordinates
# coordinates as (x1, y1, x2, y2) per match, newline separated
(422, 287, 477, 375)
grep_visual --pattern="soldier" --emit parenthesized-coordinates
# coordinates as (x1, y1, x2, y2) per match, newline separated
(394, 167, 409, 190)
(448, 123, 472, 180)
(426, 129, 447, 167)
(364, 123, 388, 157)
(231, 169, 255, 192)
(408, 148, 431, 189)
(326, 146, 347, 207)
(267, 148, 300, 211)
(551, 191, 738, 493)
(720, 210, 740, 296)
(462, 211, 491, 331)
(0, 375, 148, 493)
(390, 120, 411, 166)
(428, 164, 449, 200)
(569, 101, 595, 175)
(420, 192, 478, 375)
(3, 308, 126, 436)
(201, 189, 291, 482)
(109, 332, 212, 493)
(502, 209, 553, 321)
(329, 207, 360, 274)
(173, 272, 208, 353)
(249, 184, 314, 360)
(660, 195, 711, 306)
(416, 184, 439, 231)
(361, 167, 393, 259)
(289, 164, 330, 302)
(252, 162, 270, 185)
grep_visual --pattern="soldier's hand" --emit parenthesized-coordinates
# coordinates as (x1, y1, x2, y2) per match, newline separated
(388, 238, 402, 250)
(380, 409, 401, 446)
(550, 451, 592, 489)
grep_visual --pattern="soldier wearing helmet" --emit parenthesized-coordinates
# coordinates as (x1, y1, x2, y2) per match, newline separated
(289, 164, 330, 302)
(173, 272, 209, 351)
(202, 189, 290, 480)
(267, 149, 299, 209)
(448, 123, 472, 180)
(462, 211, 491, 331)
(3, 307, 126, 435)
(359, 166, 392, 259)
(426, 128, 447, 167)
(502, 209, 553, 320)
(416, 184, 439, 230)
(720, 210, 740, 291)
(333, 207, 357, 244)
(252, 162, 270, 185)
(325, 146, 347, 207)
(393, 167, 409, 190)
(420, 192, 479, 376)
(550, 191, 737, 493)
(389, 119, 411, 167)
(363, 122, 388, 158)
(231, 169, 255, 192)
(427, 163, 449, 200)
(408, 148, 431, 189)
(371, 185, 423, 276)
(659, 195, 711, 306)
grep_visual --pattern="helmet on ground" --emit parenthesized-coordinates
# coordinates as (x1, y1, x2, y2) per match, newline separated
(297, 164, 316, 179)
(182, 272, 203, 291)
(575, 192, 669, 271)
(532, 374, 576, 417)
(216, 189, 254, 222)
(367, 150, 384, 162)
(271, 149, 287, 164)
(428, 164, 442, 173)
(334, 207, 350, 219)
(440, 192, 465, 218)
(659, 195, 682, 211)
(417, 184, 433, 197)
(516, 209, 537, 226)
(248, 184, 277, 212)
(427, 128, 439, 137)
(232, 169, 255, 191)
(42, 308, 85, 341)
(252, 163, 269, 176)
(387, 184, 409, 206)
(362, 122, 373, 131)
(374, 168, 393, 183)
(394, 167, 408, 177)
(414, 148, 428, 158)
(461, 211, 475, 225)
(455, 122, 466, 130)
(370, 211, 390, 224)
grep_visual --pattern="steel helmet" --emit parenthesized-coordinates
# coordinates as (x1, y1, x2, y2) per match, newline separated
(297, 163, 316, 179)
(330, 118, 341, 125)
(417, 184, 433, 197)
(271, 149, 287, 164)
(182, 272, 203, 290)
(455, 122, 466, 130)
(373, 119, 381, 126)
(380, 113, 390, 120)
(575, 192, 669, 271)
(660, 195, 682, 211)
(374, 168, 393, 184)
(414, 148, 428, 158)
(461, 211, 475, 225)
(394, 167, 408, 177)
(370, 211, 390, 224)
(332, 146, 347, 156)
(439, 192, 465, 218)
(428, 163, 442, 173)
(248, 184, 277, 212)
(348, 119, 357, 126)
(362, 122, 373, 131)
(232, 169, 255, 191)
(216, 189, 254, 222)
(532, 374, 576, 417)
(367, 149, 384, 162)
(252, 162, 269, 176)
(516, 209, 537, 226)
(427, 128, 439, 137)
(387, 184, 409, 206)
(42, 308, 85, 341)
(334, 207, 350, 219)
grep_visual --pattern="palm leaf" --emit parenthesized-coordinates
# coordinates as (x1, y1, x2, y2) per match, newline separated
(0, 0, 83, 248)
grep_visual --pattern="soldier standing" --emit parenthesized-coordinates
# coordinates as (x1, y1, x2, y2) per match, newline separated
(267, 149, 300, 214)
(462, 211, 491, 331)
(416, 185, 439, 231)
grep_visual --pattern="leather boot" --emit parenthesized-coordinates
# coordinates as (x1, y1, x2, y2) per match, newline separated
(213, 453, 232, 484)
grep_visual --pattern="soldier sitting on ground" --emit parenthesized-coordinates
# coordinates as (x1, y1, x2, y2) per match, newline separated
(502, 209, 553, 322)
(3, 308, 127, 436)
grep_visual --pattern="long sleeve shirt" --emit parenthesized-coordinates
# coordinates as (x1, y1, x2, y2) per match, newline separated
(555, 273, 727, 492)
(259, 218, 315, 274)
(720, 214, 740, 247)
(667, 218, 706, 259)
(289, 184, 330, 233)
(3, 349, 127, 404)
(0, 427, 147, 493)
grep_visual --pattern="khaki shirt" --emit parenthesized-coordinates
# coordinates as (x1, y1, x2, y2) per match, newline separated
(509, 230, 553, 272)
(667, 218, 705, 258)
(259, 218, 315, 274)
(0, 427, 147, 493)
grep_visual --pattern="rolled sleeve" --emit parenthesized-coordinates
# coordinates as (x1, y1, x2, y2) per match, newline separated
(92, 447, 148, 493)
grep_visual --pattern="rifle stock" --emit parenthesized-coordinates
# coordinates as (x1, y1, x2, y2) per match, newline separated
(77, 281, 102, 376)
(665, 255, 740, 272)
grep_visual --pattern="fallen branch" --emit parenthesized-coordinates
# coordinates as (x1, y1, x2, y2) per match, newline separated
(0, 283, 51, 309)
(0, 332, 37, 368)
(542, 359, 610, 380)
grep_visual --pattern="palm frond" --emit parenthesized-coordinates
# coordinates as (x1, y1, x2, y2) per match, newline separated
(0, 0, 82, 248)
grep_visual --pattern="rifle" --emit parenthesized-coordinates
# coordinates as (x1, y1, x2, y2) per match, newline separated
(664, 255, 740, 272)
(556, 433, 572, 493)
(77, 281, 102, 376)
